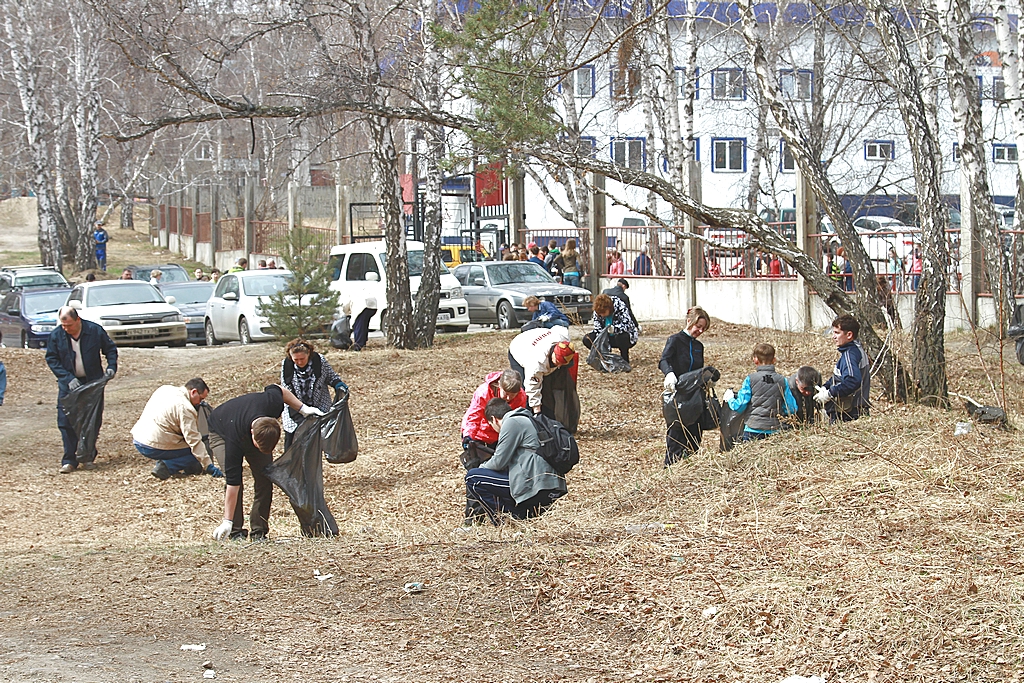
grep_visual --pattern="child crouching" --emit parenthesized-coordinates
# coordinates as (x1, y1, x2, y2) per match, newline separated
(724, 343, 798, 441)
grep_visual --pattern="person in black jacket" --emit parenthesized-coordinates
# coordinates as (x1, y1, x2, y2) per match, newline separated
(45, 306, 118, 473)
(659, 306, 710, 467)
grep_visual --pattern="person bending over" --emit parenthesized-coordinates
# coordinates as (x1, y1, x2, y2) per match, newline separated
(131, 377, 224, 479)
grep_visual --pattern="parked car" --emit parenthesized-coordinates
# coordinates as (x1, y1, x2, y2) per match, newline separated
(819, 215, 915, 264)
(65, 281, 187, 347)
(204, 269, 297, 345)
(0, 265, 70, 295)
(327, 241, 471, 333)
(441, 244, 491, 268)
(452, 261, 593, 329)
(125, 263, 191, 284)
(0, 287, 69, 348)
(158, 281, 216, 345)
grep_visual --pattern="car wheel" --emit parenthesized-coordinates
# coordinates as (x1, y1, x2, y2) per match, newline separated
(170, 339, 187, 348)
(21, 332, 29, 349)
(442, 326, 469, 334)
(497, 301, 516, 330)
(239, 318, 252, 345)
(205, 320, 221, 346)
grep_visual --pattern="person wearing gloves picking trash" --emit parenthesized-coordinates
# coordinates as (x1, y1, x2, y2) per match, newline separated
(507, 325, 580, 433)
(208, 384, 324, 542)
(814, 314, 870, 423)
(45, 306, 118, 474)
(722, 343, 798, 442)
(280, 338, 348, 451)
(131, 378, 224, 480)
(523, 296, 570, 329)
(659, 306, 710, 466)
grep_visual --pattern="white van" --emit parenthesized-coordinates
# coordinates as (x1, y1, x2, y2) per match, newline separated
(327, 241, 471, 333)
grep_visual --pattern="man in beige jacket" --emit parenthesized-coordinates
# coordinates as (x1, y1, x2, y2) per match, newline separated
(131, 378, 224, 480)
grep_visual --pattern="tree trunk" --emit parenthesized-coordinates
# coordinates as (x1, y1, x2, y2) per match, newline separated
(872, 2, 948, 407)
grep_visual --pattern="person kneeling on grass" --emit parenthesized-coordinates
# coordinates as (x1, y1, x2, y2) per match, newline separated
(131, 377, 224, 480)
(722, 342, 798, 442)
(464, 398, 566, 525)
(523, 295, 570, 329)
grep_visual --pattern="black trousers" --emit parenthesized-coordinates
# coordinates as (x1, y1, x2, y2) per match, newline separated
(665, 421, 702, 467)
(581, 331, 635, 364)
(209, 431, 274, 539)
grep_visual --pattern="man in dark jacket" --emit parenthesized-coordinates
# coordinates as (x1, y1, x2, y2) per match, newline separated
(45, 306, 118, 473)
(602, 278, 639, 331)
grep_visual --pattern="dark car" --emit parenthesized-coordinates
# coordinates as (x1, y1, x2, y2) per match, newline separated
(452, 261, 592, 329)
(0, 266, 70, 295)
(0, 288, 70, 348)
(125, 263, 190, 284)
(158, 281, 216, 345)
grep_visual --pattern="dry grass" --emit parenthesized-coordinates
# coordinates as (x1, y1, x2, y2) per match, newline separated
(0, 321, 1022, 681)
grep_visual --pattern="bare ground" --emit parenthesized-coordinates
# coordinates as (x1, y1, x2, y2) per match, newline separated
(0, 317, 1022, 682)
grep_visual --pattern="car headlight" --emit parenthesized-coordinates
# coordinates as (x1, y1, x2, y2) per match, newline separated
(450, 286, 462, 299)
(580, 295, 591, 303)
(181, 316, 194, 324)
(162, 313, 182, 323)
(30, 323, 55, 334)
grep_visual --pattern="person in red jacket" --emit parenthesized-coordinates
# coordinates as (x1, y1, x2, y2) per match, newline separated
(460, 370, 526, 469)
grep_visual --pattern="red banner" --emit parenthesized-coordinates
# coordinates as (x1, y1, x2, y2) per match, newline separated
(475, 162, 507, 207)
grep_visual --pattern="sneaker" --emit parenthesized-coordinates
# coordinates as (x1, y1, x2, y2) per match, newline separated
(249, 531, 268, 543)
(80, 461, 97, 470)
(151, 461, 172, 480)
(59, 463, 76, 474)
(229, 529, 249, 541)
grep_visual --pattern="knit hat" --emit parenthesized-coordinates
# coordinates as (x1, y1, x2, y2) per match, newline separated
(552, 341, 576, 366)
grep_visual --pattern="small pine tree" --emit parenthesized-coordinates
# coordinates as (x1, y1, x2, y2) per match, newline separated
(260, 226, 340, 341)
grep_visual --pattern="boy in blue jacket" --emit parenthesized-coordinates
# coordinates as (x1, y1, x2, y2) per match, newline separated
(523, 296, 570, 328)
(723, 343, 798, 441)
(814, 314, 870, 422)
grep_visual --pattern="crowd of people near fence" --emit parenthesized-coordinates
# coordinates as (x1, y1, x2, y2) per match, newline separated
(26, 284, 870, 534)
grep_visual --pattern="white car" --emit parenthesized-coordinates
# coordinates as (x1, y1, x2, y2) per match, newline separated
(820, 215, 916, 264)
(65, 281, 187, 347)
(204, 270, 297, 345)
(327, 241, 471, 333)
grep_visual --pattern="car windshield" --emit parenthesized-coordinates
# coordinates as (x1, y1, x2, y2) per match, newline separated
(24, 290, 69, 316)
(136, 267, 188, 283)
(17, 273, 67, 288)
(86, 283, 165, 307)
(378, 250, 450, 277)
(487, 262, 555, 285)
(242, 274, 291, 297)
(161, 283, 215, 305)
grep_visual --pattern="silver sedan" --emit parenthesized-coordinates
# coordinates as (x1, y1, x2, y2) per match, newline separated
(452, 261, 593, 329)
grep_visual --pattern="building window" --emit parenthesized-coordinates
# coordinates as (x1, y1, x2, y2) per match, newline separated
(573, 66, 595, 98)
(780, 140, 795, 172)
(780, 69, 813, 101)
(712, 137, 746, 172)
(578, 136, 597, 157)
(952, 143, 960, 162)
(610, 66, 641, 101)
(611, 137, 646, 170)
(864, 140, 894, 161)
(993, 143, 1018, 163)
(712, 68, 746, 100)
(195, 142, 214, 161)
(993, 76, 1006, 102)
(674, 67, 700, 99)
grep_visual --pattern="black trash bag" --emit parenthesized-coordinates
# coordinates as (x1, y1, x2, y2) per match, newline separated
(1017, 337, 1024, 367)
(264, 394, 356, 538)
(1008, 304, 1024, 339)
(540, 364, 580, 435)
(330, 315, 352, 350)
(698, 388, 722, 431)
(719, 403, 752, 452)
(586, 327, 632, 373)
(520, 319, 544, 333)
(663, 366, 720, 430)
(196, 400, 213, 453)
(61, 375, 110, 464)
(326, 387, 358, 464)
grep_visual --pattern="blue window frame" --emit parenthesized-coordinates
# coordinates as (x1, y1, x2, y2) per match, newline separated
(674, 67, 700, 99)
(610, 67, 641, 100)
(611, 137, 646, 170)
(864, 140, 894, 161)
(711, 137, 746, 172)
(952, 143, 960, 162)
(993, 76, 1006, 102)
(993, 143, 1018, 163)
(711, 68, 746, 100)
(780, 69, 813, 101)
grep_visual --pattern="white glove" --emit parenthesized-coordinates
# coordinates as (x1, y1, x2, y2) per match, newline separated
(723, 389, 735, 403)
(663, 372, 677, 392)
(212, 519, 233, 541)
(104, 368, 115, 379)
(813, 385, 832, 405)
(299, 404, 325, 418)
(68, 378, 82, 391)
(538, 314, 550, 322)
